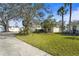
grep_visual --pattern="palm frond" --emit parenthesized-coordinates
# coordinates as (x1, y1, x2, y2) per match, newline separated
(64, 3, 70, 7)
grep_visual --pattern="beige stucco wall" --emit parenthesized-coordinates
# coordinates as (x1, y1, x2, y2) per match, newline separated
(53, 27, 60, 32)
(8, 27, 20, 33)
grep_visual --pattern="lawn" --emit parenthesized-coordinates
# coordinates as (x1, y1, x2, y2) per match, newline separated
(16, 33, 79, 56)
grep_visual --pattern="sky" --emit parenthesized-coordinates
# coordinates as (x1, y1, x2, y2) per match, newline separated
(43, 3, 79, 24)
(8, 17, 23, 28)
(8, 3, 79, 27)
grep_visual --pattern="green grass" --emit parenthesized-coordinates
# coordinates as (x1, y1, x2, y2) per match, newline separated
(16, 33, 79, 56)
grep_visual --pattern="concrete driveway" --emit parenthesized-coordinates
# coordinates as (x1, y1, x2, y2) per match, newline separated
(0, 32, 51, 56)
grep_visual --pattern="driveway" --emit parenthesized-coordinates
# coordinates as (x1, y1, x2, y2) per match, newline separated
(0, 32, 51, 56)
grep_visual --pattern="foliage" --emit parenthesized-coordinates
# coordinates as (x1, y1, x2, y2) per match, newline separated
(0, 3, 44, 34)
(57, 6, 68, 33)
(64, 3, 72, 33)
(42, 19, 55, 33)
(19, 4, 44, 35)
(57, 6, 67, 16)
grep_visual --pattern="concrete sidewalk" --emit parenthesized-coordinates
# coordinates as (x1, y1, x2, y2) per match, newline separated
(0, 32, 51, 56)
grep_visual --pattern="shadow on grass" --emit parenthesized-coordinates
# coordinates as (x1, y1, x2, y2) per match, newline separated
(54, 33, 79, 40)
(63, 36, 79, 40)
(55, 32, 79, 36)
(16, 33, 29, 36)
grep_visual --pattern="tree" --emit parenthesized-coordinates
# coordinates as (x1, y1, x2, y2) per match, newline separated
(42, 14, 55, 33)
(0, 4, 10, 31)
(42, 19, 52, 33)
(57, 6, 67, 33)
(0, 3, 23, 31)
(57, 20, 65, 32)
(20, 4, 44, 34)
(0, 3, 43, 34)
(64, 3, 72, 33)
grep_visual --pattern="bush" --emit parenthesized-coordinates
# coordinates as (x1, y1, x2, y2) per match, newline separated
(34, 29, 45, 33)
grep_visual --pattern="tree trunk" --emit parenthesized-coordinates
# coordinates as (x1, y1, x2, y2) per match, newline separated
(45, 28, 48, 33)
(62, 14, 64, 33)
(4, 23, 8, 32)
(4, 25, 6, 32)
(2, 14, 9, 32)
(69, 3, 72, 34)
(2, 19, 9, 32)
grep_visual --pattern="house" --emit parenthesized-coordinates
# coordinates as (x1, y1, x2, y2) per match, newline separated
(0, 17, 42, 33)
(71, 21, 79, 31)
(8, 26, 22, 33)
(8, 17, 24, 33)
(30, 19, 61, 33)
(63, 20, 79, 34)
(52, 21, 61, 33)
(53, 27, 60, 33)
(0, 16, 61, 33)
(29, 19, 42, 32)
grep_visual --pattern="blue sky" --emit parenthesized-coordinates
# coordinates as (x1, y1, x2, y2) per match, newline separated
(8, 17, 23, 27)
(43, 3, 79, 24)
(8, 3, 79, 27)
(44, 3, 79, 11)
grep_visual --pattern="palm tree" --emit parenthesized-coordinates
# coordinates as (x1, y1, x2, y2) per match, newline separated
(57, 6, 67, 33)
(64, 3, 72, 33)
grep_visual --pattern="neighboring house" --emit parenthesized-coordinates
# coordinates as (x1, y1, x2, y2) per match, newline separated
(8, 26, 24, 33)
(0, 17, 60, 33)
(0, 17, 42, 33)
(8, 26, 22, 33)
(8, 18, 42, 33)
(29, 19, 42, 32)
(64, 20, 79, 34)
(52, 21, 61, 33)
(8, 17, 23, 33)
(30, 19, 61, 33)
(0, 17, 23, 33)
(71, 21, 79, 31)
(53, 27, 60, 33)
(76, 25, 79, 30)
(30, 25, 42, 32)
